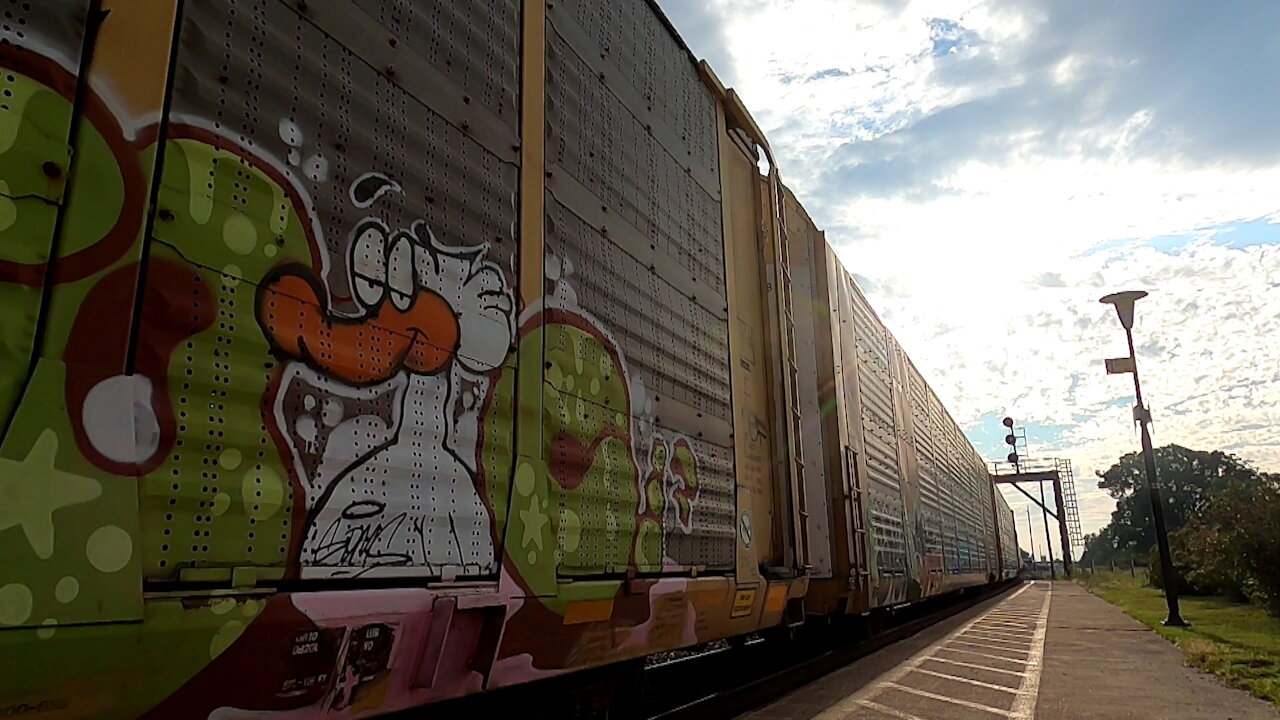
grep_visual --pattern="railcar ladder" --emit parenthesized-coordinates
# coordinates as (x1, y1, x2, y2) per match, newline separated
(770, 179, 811, 573)
(846, 448, 871, 588)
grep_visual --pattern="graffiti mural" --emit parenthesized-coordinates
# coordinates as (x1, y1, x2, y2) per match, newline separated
(0, 10, 723, 716)
(259, 170, 516, 577)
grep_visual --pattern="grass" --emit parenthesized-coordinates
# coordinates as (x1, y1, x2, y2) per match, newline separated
(1080, 570, 1280, 709)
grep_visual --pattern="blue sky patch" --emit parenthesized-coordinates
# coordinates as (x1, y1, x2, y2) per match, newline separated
(927, 18, 977, 57)
(1084, 217, 1280, 258)
(967, 412, 1072, 462)
(1215, 217, 1280, 249)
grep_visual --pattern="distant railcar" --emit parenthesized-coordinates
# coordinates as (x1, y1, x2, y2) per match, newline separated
(0, 1, 1017, 717)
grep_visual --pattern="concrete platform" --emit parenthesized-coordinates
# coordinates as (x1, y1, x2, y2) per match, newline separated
(738, 581, 1279, 720)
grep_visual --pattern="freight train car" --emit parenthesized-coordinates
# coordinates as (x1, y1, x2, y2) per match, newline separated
(0, 1, 1017, 718)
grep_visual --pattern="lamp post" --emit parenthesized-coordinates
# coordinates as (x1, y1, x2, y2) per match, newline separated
(1099, 291, 1188, 627)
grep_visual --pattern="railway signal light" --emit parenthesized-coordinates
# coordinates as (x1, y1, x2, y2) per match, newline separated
(1003, 418, 1019, 466)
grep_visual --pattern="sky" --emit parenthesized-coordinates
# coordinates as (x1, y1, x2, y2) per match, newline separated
(656, 0, 1280, 558)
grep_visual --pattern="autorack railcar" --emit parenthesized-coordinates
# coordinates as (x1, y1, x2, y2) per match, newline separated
(0, 1, 1017, 717)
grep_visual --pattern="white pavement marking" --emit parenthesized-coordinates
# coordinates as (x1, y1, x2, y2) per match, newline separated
(947, 639, 1029, 656)
(961, 631, 1034, 645)
(962, 630, 1034, 648)
(912, 667, 1019, 693)
(972, 617, 1034, 627)
(806, 582, 1054, 720)
(810, 583, 1037, 720)
(961, 633, 1032, 647)
(936, 646, 1033, 664)
(883, 682, 1016, 717)
(856, 699, 930, 720)
(1010, 584, 1052, 720)
(925, 656, 1029, 677)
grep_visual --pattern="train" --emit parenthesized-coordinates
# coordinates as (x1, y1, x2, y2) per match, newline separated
(0, 1, 1019, 718)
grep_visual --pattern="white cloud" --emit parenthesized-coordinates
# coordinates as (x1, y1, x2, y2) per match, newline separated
(659, 0, 1280, 553)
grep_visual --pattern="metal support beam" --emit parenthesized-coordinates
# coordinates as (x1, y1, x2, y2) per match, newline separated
(998, 480, 1058, 520)
(1053, 475, 1074, 578)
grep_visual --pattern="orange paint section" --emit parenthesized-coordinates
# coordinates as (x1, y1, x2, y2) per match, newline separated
(690, 588, 726, 609)
(562, 599, 614, 625)
(764, 585, 788, 613)
(259, 272, 460, 385)
(95, 0, 180, 127)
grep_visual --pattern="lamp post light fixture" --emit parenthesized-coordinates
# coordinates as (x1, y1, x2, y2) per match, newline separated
(1099, 291, 1189, 627)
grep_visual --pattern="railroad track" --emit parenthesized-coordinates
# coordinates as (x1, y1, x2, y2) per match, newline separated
(414, 580, 1022, 720)
(645, 580, 1022, 720)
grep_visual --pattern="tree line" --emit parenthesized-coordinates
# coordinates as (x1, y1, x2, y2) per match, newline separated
(1079, 445, 1280, 615)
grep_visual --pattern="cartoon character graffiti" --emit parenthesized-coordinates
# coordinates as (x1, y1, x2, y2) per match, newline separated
(257, 172, 515, 577)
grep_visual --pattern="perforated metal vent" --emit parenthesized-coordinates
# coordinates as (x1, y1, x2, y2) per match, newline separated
(545, 26, 724, 303)
(555, 0, 718, 180)
(349, 0, 520, 131)
(542, 0, 734, 575)
(0, 0, 85, 62)
(172, 0, 517, 294)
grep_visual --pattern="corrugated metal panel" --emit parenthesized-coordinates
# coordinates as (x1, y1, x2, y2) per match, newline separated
(555, 0, 719, 183)
(850, 293, 898, 494)
(546, 199, 730, 430)
(842, 285, 904, 578)
(544, 26, 724, 306)
(544, 0, 733, 574)
(348, 0, 520, 131)
(908, 368, 943, 559)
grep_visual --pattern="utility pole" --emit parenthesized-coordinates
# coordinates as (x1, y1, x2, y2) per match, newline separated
(1100, 291, 1189, 627)
(1038, 480, 1057, 580)
(1026, 505, 1037, 577)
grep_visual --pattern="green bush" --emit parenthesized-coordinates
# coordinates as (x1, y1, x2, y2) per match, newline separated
(1155, 480, 1280, 615)
(1146, 545, 1199, 596)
